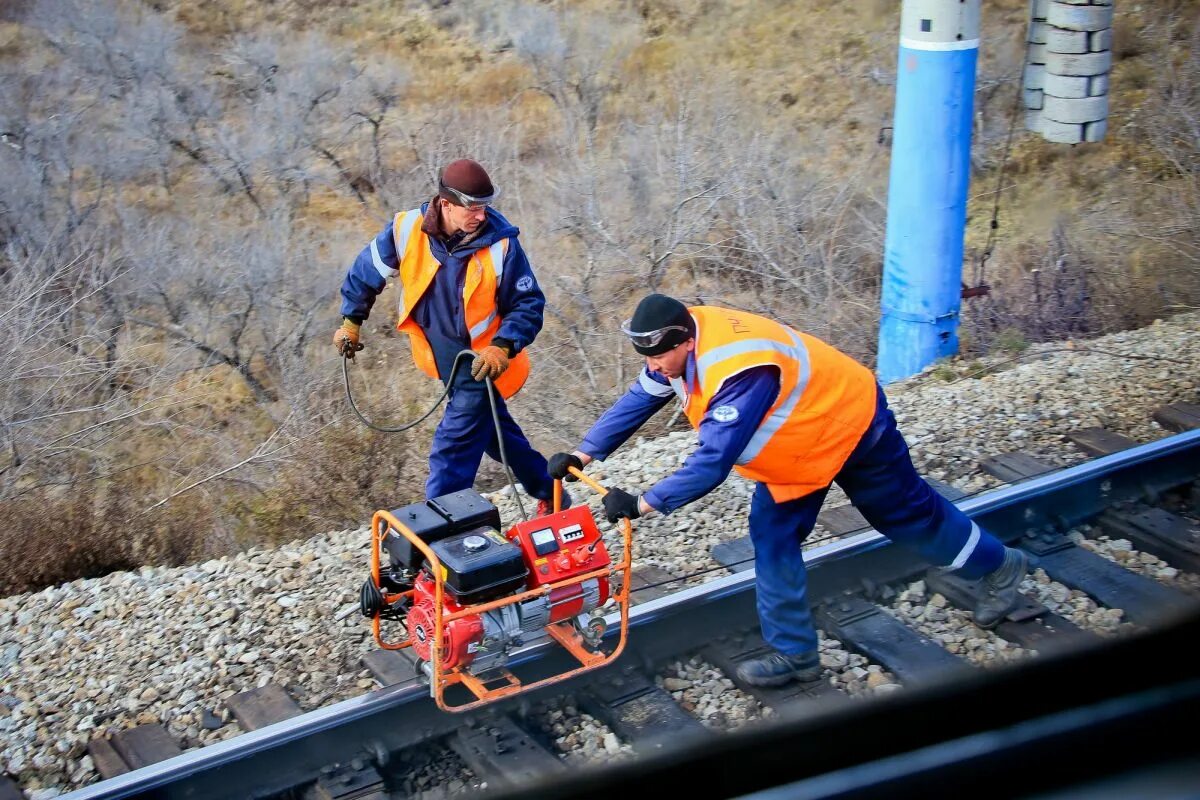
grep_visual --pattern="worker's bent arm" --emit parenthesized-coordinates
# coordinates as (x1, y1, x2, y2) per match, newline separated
(340, 221, 397, 323)
(492, 238, 545, 353)
(641, 367, 780, 515)
(577, 368, 675, 461)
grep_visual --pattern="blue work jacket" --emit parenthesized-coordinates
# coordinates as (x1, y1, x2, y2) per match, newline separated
(580, 359, 780, 513)
(338, 204, 546, 382)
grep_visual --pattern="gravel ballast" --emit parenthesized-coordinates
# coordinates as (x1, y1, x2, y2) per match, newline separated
(2, 313, 1198, 796)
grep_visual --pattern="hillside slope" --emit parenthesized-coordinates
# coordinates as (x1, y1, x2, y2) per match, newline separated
(1, 311, 1196, 795)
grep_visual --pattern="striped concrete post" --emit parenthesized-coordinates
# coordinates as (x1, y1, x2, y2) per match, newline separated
(1023, 0, 1112, 142)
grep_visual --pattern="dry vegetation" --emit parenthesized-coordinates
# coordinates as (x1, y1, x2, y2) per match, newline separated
(0, 0, 1196, 594)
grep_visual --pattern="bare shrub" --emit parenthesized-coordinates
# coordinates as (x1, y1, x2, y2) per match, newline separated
(962, 225, 1145, 353)
(1039, 13, 1200, 329)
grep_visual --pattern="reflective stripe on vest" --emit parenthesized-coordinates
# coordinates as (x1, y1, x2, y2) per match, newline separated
(467, 311, 496, 340)
(390, 209, 530, 399)
(488, 240, 505, 281)
(691, 324, 810, 465)
(392, 209, 423, 320)
(683, 306, 876, 502)
(466, 240, 506, 340)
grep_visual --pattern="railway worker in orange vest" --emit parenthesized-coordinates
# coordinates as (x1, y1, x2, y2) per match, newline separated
(334, 159, 565, 514)
(549, 294, 1029, 687)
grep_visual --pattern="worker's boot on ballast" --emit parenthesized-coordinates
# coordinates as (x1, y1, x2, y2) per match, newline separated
(736, 649, 822, 687)
(974, 546, 1030, 629)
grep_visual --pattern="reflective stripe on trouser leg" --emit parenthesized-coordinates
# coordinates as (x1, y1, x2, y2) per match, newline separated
(425, 384, 495, 499)
(748, 482, 828, 656)
(481, 402, 554, 502)
(834, 390, 1004, 579)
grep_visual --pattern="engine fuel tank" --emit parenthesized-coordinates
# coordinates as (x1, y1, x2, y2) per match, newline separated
(429, 527, 528, 605)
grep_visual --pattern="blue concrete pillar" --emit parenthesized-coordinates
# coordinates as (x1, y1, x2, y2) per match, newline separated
(878, 0, 981, 384)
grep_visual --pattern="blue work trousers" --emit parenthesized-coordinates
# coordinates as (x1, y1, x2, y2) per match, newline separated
(749, 385, 1006, 656)
(425, 376, 554, 502)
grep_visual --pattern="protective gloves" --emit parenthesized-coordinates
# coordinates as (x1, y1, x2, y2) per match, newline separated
(602, 487, 641, 523)
(548, 452, 583, 481)
(333, 319, 362, 358)
(471, 344, 510, 381)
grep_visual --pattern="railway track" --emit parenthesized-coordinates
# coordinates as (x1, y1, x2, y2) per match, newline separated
(27, 406, 1200, 800)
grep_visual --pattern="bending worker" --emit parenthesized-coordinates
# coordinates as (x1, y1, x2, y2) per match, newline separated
(334, 159, 563, 514)
(549, 294, 1029, 687)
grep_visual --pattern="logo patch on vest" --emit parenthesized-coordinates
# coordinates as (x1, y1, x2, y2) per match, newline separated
(712, 405, 739, 423)
(516, 275, 534, 292)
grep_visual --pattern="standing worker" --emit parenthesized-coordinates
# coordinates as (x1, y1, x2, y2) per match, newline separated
(549, 294, 1029, 686)
(334, 159, 565, 513)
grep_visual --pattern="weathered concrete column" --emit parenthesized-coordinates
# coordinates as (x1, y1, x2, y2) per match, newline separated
(1024, 0, 1112, 143)
(878, 0, 980, 383)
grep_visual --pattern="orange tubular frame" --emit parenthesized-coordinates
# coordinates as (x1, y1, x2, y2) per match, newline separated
(368, 466, 633, 712)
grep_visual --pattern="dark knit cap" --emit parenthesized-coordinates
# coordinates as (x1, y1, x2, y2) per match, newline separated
(439, 159, 495, 202)
(627, 294, 695, 356)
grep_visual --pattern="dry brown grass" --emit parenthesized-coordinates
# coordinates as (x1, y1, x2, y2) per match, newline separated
(0, 484, 200, 596)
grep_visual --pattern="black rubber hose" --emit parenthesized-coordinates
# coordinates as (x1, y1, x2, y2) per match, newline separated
(342, 348, 529, 521)
(341, 348, 472, 434)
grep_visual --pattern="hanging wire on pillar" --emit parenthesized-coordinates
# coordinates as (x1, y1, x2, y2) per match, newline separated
(963, 19, 1037, 301)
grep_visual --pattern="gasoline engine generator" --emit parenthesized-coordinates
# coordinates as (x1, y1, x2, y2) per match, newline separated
(359, 472, 632, 712)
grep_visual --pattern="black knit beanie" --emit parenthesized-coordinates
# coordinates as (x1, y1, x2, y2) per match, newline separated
(627, 294, 695, 356)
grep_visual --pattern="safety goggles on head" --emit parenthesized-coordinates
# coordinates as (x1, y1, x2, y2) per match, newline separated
(440, 181, 499, 210)
(619, 319, 690, 350)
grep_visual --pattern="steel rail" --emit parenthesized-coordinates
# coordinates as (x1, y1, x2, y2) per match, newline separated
(487, 605, 1200, 800)
(58, 428, 1200, 800)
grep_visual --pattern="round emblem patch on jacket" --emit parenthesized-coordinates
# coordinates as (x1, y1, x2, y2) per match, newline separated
(712, 405, 739, 422)
(516, 276, 534, 291)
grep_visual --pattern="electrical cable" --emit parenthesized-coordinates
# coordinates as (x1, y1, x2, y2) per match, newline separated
(341, 348, 528, 521)
(341, 349, 467, 434)
(971, 13, 1037, 293)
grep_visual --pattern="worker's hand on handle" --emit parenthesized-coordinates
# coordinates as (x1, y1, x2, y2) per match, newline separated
(549, 452, 584, 482)
(471, 345, 509, 381)
(333, 319, 364, 359)
(602, 487, 642, 523)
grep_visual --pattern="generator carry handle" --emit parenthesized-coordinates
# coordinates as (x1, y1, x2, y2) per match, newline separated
(369, 471, 633, 713)
(553, 465, 613, 512)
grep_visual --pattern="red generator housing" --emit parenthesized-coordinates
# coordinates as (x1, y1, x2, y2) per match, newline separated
(366, 480, 633, 713)
(404, 505, 612, 674)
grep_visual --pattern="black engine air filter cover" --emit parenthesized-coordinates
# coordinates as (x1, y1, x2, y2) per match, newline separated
(430, 527, 528, 606)
(428, 489, 502, 534)
(384, 501, 455, 572)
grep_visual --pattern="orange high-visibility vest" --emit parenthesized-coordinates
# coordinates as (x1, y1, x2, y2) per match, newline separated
(676, 307, 877, 502)
(390, 208, 529, 398)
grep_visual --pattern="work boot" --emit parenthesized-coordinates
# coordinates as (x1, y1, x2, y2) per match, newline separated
(735, 650, 822, 687)
(974, 547, 1030, 629)
(536, 489, 572, 517)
